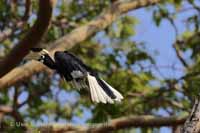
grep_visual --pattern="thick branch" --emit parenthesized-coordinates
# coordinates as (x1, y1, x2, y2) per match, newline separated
(0, 0, 161, 89)
(0, 0, 54, 78)
(37, 115, 186, 132)
(182, 98, 200, 133)
(49, 0, 160, 53)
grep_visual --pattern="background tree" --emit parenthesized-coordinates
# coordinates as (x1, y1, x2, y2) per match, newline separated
(0, 0, 200, 132)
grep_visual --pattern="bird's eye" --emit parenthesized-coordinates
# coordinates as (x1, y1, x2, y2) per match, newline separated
(41, 55, 45, 59)
(38, 55, 45, 62)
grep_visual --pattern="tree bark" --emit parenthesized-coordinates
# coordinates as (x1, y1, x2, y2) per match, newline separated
(37, 115, 186, 133)
(0, 0, 161, 89)
(182, 98, 200, 133)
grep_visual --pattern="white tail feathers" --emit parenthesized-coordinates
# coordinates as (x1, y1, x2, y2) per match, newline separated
(87, 74, 123, 104)
(101, 79, 123, 101)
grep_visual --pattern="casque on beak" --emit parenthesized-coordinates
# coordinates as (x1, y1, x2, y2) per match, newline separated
(24, 49, 49, 61)
(24, 52, 40, 60)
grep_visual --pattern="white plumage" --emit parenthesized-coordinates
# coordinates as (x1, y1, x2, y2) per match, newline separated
(87, 73, 123, 104)
(71, 70, 84, 78)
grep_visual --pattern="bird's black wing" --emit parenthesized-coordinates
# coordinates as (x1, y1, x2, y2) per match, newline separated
(54, 51, 97, 81)
(63, 51, 98, 76)
(63, 52, 117, 100)
(54, 51, 123, 103)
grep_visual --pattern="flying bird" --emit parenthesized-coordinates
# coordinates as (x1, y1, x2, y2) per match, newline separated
(24, 48, 123, 104)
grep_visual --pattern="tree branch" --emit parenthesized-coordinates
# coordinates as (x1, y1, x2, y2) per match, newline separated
(37, 115, 186, 132)
(0, 0, 161, 89)
(182, 98, 200, 133)
(0, 0, 55, 78)
(0, 106, 13, 114)
(22, 0, 32, 21)
(173, 41, 189, 68)
(0, 105, 26, 130)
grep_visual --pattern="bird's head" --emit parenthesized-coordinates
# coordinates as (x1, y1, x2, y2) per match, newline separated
(24, 48, 50, 63)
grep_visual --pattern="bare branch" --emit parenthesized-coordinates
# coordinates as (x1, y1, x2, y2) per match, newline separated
(0, 0, 161, 89)
(173, 41, 189, 68)
(37, 115, 186, 132)
(0, 0, 55, 78)
(0, 106, 13, 114)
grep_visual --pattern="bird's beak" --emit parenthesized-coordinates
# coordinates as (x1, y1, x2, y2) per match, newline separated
(24, 49, 50, 61)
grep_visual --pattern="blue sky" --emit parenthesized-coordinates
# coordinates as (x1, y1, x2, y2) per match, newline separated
(132, 8, 183, 79)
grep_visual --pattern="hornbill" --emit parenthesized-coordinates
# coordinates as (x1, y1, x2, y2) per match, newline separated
(24, 48, 123, 104)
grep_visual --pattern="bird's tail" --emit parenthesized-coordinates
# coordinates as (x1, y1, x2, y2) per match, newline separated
(87, 73, 123, 104)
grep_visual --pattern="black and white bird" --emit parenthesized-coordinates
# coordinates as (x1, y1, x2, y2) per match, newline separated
(25, 48, 123, 104)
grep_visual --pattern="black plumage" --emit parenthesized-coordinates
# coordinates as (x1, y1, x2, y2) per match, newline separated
(25, 48, 123, 103)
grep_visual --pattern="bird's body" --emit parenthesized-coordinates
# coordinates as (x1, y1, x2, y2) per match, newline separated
(54, 51, 89, 81)
(25, 48, 123, 103)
